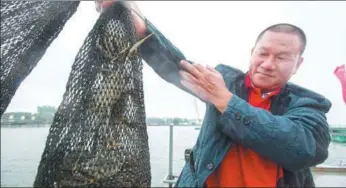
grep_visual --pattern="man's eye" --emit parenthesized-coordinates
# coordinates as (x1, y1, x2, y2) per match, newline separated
(258, 52, 268, 56)
(277, 56, 290, 61)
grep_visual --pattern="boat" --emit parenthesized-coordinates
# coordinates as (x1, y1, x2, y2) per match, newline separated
(311, 163, 346, 173)
(330, 127, 346, 143)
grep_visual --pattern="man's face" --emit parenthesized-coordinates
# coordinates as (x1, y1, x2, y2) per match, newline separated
(249, 31, 304, 92)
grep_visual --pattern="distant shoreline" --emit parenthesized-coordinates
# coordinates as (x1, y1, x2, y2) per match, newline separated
(1, 122, 345, 128)
(0, 123, 200, 128)
(1, 123, 51, 128)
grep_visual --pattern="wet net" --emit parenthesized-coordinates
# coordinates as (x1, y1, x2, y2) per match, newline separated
(0, 1, 80, 116)
(1, 1, 151, 187)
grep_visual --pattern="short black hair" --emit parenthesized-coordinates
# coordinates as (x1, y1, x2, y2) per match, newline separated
(255, 23, 307, 55)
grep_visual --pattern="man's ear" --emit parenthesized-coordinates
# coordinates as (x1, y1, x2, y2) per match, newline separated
(293, 56, 304, 74)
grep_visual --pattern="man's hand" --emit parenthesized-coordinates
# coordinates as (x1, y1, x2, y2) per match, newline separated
(95, 0, 147, 38)
(179, 60, 233, 113)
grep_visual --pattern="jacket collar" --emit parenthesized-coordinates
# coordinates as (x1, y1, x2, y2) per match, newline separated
(245, 73, 281, 98)
(234, 72, 291, 116)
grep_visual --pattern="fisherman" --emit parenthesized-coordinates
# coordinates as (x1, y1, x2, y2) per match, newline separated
(98, 1, 332, 187)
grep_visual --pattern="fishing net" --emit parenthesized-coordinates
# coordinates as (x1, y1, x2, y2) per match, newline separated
(34, 3, 151, 187)
(0, 1, 80, 117)
(1, 1, 151, 187)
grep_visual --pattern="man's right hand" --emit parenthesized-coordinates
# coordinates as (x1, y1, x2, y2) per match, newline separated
(95, 0, 147, 39)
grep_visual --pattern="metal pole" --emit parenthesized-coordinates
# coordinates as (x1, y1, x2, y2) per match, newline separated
(168, 124, 174, 188)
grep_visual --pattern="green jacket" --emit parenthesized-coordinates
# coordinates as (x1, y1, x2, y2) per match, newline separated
(139, 20, 332, 187)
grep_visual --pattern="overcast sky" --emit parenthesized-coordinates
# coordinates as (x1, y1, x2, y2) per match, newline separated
(5, 1, 346, 125)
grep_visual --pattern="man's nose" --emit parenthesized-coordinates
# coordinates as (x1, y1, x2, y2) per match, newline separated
(260, 58, 276, 70)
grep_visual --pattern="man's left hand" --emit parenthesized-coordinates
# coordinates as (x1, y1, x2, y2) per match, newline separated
(179, 60, 233, 113)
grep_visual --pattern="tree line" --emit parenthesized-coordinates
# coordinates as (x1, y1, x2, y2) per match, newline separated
(1, 106, 201, 127)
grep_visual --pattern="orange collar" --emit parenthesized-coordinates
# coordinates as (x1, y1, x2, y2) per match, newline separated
(245, 73, 281, 98)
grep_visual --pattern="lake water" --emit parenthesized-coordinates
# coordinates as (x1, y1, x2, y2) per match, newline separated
(1, 126, 345, 187)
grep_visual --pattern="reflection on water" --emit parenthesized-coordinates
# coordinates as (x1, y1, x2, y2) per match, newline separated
(1, 126, 345, 187)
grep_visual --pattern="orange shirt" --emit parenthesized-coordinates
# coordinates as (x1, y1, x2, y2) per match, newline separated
(206, 74, 283, 187)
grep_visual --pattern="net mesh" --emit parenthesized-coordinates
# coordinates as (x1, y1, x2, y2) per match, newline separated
(1, 1, 151, 187)
(0, 1, 80, 116)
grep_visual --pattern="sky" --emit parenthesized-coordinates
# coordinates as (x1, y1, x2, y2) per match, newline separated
(4, 1, 346, 125)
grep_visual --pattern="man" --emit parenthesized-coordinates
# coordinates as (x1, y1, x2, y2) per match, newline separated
(98, 1, 332, 187)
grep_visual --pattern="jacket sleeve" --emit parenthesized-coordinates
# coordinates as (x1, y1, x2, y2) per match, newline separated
(217, 93, 332, 172)
(138, 19, 202, 100)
